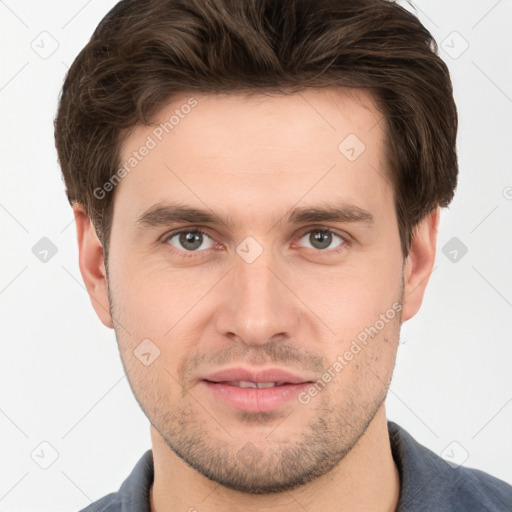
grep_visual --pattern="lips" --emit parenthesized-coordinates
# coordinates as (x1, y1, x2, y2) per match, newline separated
(220, 381, 284, 388)
(202, 367, 311, 386)
(199, 367, 314, 413)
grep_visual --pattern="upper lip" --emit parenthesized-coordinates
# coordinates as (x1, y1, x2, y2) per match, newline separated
(201, 367, 314, 385)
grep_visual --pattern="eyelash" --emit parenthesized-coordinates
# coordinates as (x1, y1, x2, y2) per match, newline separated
(162, 226, 350, 258)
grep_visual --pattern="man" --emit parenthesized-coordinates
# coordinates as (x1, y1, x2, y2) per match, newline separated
(54, 0, 512, 510)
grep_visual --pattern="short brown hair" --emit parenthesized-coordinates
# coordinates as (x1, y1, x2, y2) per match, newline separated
(54, 0, 458, 259)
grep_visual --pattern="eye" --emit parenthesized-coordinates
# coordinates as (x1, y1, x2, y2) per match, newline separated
(165, 229, 215, 252)
(298, 228, 346, 252)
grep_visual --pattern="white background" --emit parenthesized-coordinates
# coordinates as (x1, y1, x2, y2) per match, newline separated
(1, 1, 511, 510)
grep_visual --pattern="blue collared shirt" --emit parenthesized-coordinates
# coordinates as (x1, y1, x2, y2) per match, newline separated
(78, 421, 512, 511)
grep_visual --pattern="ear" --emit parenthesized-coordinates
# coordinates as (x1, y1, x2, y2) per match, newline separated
(73, 204, 113, 328)
(401, 208, 440, 322)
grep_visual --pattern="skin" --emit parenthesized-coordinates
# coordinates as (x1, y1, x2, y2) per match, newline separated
(74, 87, 439, 512)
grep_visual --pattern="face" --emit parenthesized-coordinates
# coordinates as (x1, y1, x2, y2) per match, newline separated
(101, 88, 409, 492)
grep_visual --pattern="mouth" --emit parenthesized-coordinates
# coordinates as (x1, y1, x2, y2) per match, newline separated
(198, 367, 315, 413)
(206, 380, 292, 388)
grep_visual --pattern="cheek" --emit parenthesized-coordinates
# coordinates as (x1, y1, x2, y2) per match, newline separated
(320, 316, 401, 403)
(120, 353, 179, 424)
(109, 255, 208, 337)
(290, 258, 402, 337)
(295, 257, 402, 388)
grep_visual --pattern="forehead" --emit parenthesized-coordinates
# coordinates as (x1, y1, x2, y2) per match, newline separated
(114, 88, 391, 225)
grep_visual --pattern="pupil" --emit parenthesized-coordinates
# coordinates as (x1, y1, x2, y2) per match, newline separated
(180, 231, 202, 251)
(311, 230, 332, 249)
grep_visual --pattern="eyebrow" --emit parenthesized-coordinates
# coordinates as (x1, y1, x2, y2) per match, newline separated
(134, 201, 374, 231)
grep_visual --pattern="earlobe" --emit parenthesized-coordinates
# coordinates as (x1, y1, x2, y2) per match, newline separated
(73, 204, 113, 329)
(401, 208, 440, 322)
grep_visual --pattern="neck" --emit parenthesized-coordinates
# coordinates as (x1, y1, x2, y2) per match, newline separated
(149, 406, 399, 512)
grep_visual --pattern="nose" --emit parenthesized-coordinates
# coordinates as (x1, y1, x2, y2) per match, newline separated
(214, 250, 301, 347)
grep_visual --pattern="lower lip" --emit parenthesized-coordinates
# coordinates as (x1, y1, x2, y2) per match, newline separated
(200, 381, 311, 413)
